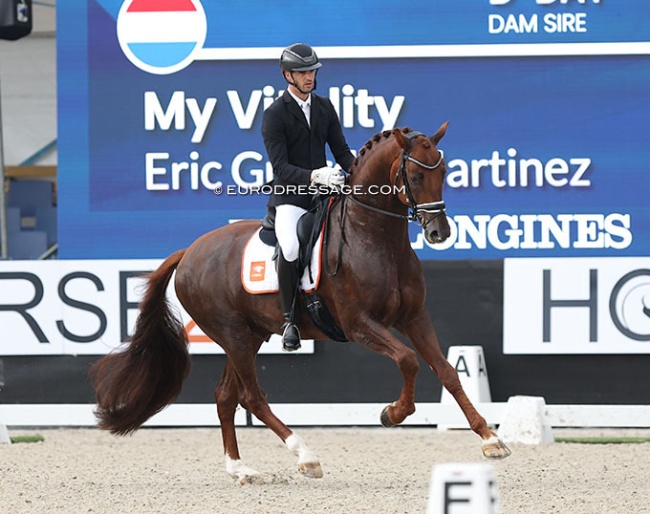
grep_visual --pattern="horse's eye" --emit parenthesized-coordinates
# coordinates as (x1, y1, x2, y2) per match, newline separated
(410, 176, 419, 184)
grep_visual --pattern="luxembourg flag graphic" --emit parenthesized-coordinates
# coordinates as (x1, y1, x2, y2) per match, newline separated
(116, 0, 207, 75)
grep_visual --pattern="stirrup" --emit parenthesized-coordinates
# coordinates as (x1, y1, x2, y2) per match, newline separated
(281, 322, 301, 352)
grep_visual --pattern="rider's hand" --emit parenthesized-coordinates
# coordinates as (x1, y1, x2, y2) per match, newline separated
(311, 167, 345, 189)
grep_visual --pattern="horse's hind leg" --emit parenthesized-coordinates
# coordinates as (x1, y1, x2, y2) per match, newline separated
(402, 308, 511, 459)
(215, 360, 264, 484)
(234, 361, 323, 479)
(219, 329, 323, 480)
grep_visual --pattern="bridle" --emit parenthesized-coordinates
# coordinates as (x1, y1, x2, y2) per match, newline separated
(325, 131, 446, 276)
(347, 131, 446, 229)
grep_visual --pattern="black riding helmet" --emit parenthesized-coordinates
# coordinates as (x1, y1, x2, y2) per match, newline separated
(280, 43, 322, 73)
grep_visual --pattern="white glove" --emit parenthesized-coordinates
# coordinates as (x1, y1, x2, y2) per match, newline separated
(311, 166, 345, 189)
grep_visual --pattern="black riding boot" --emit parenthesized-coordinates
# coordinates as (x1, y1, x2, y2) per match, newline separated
(278, 252, 301, 351)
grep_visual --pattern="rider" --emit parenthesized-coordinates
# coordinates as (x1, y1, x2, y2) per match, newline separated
(261, 42, 355, 352)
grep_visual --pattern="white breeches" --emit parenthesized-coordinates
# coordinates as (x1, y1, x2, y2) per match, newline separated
(275, 204, 307, 263)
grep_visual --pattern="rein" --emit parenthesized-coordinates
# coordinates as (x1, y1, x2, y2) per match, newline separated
(347, 194, 407, 220)
(322, 194, 346, 276)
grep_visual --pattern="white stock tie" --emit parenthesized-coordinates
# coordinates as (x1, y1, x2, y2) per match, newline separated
(302, 102, 310, 127)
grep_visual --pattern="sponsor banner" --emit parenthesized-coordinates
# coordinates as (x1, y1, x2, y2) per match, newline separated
(0, 260, 313, 356)
(504, 257, 650, 354)
(57, 1, 650, 260)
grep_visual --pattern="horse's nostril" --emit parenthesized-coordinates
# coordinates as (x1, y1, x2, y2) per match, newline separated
(425, 230, 441, 244)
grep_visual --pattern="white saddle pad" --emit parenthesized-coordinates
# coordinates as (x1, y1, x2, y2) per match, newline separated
(241, 227, 324, 294)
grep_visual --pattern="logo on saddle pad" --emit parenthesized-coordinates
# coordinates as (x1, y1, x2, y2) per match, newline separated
(250, 261, 266, 282)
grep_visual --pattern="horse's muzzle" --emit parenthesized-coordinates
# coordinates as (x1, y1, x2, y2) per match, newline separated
(423, 215, 450, 244)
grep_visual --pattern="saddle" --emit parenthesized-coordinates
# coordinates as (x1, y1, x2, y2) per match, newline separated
(261, 197, 347, 343)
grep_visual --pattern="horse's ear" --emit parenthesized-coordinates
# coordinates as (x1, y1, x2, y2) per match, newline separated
(394, 128, 409, 150)
(430, 121, 449, 146)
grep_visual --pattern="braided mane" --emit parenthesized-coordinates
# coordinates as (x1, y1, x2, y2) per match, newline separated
(349, 127, 416, 174)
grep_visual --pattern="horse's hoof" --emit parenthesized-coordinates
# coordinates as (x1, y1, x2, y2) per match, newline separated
(298, 462, 323, 478)
(481, 437, 512, 460)
(237, 473, 266, 486)
(380, 405, 396, 428)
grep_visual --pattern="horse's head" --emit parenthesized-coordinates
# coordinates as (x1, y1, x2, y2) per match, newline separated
(393, 123, 451, 244)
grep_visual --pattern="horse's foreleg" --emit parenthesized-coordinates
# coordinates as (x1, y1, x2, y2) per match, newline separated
(215, 361, 264, 484)
(347, 318, 420, 426)
(402, 309, 511, 459)
(284, 433, 323, 479)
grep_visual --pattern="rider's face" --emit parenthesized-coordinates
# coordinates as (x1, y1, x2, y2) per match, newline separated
(286, 69, 316, 98)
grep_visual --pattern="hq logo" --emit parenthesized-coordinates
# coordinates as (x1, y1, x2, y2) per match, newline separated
(116, 0, 207, 75)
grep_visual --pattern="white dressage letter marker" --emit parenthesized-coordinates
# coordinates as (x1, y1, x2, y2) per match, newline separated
(0, 423, 11, 444)
(439, 345, 493, 430)
(427, 463, 500, 514)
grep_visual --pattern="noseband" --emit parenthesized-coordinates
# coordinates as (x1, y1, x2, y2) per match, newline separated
(348, 131, 446, 228)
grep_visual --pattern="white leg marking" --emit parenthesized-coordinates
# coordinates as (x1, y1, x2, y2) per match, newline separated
(225, 455, 260, 480)
(482, 435, 500, 445)
(285, 433, 319, 465)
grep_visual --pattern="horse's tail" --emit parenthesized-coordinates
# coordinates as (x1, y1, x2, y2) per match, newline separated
(89, 249, 190, 435)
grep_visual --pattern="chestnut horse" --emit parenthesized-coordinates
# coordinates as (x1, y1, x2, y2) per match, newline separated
(90, 123, 511, 484)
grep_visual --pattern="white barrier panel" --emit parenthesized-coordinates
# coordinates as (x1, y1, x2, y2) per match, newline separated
(0, 404, 246, 427)
(427, 463, 500, 514)
(440, 346, 492, 430)
(2, 403, 650, 428)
